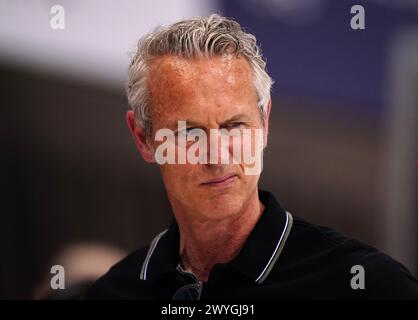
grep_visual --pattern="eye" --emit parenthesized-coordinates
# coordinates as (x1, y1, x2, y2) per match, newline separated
(224, 122, 244, 129)
(177, 127, 196, 136)
(186, 127, 206, 138)
(186, 127, 199, 133)
(177, 127, 205, 141)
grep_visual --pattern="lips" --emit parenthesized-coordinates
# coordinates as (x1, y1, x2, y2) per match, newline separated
(201, 174, 237, 186)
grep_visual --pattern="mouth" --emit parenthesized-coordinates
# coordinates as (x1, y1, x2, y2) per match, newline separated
(201, 174, 238, 187)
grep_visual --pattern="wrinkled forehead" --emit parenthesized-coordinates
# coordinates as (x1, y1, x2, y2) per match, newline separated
(146, 55, 258, 132)
(147, 55, 254, 94)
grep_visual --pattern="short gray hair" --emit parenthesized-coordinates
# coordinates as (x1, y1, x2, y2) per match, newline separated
(127, 14, 274, 137)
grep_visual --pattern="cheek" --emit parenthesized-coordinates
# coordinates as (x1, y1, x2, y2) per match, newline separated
(160, 164, 194, 188)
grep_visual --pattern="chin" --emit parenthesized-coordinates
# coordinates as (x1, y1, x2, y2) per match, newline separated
(198, 192, 244, 220)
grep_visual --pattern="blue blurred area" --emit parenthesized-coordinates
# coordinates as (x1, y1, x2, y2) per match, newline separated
(221, 0, 418, 113)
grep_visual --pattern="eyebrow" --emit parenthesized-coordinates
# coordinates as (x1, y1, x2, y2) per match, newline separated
(220, 113, 251, 126)
(170, 113, 251, 130)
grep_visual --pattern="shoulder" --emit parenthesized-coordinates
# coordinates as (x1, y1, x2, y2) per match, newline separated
(279, 215, 418, 299)
(284, 215, 377, 262)
(358, 249, 418, 299)
(85, 247, 150, 300)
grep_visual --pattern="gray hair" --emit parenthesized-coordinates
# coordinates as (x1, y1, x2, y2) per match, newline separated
(127, 14, 274, 137)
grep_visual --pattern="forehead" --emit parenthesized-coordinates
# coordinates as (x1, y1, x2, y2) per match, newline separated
(147, 55, 256, 124)
(148, 54, 253, 87)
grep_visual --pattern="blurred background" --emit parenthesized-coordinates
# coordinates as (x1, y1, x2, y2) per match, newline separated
(1, 0, 417, 299)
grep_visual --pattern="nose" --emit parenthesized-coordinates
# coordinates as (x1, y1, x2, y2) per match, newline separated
(205, 129, 226, 165)
(203, 128, 243, 167)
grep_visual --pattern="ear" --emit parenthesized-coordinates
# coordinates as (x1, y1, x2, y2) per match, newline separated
(126, 110, 155, 163)
(263, 99, 271, 147)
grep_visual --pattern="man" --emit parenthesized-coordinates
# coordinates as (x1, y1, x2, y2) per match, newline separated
(87, 14, 418, 299)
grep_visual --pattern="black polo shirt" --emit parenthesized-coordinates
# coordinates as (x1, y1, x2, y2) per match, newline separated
(86, 190, 418, 299)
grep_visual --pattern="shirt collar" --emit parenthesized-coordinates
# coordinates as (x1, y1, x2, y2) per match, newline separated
(228, 190, 293, 284)
(139, 190, 293, 284)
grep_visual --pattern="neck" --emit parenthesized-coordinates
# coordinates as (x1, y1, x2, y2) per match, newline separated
(171, 189, 264, 282)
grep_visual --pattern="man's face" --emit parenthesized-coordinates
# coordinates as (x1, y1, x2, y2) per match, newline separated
(146, 55, 268, 220)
